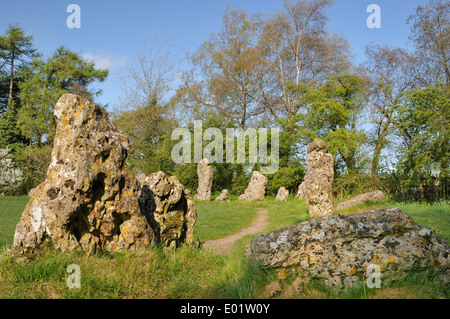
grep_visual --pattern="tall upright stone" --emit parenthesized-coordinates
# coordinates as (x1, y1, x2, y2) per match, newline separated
(13, 94, 154, 254)
(194, 158, 213, 201)
(139, 171, 197, 246)
(238, 171, 267, 201)
(296, 182, 306, 200)
(304, 138, 334, 217)
(275, 187, 289, 201)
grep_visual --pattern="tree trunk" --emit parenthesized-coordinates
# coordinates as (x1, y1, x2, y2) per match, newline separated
(371, 125, 389, 187)
(8, 49, 15, 103)
(338, 146, 356, 175)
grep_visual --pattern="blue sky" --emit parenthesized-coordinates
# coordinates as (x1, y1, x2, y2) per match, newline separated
(0, 0, 428, 109)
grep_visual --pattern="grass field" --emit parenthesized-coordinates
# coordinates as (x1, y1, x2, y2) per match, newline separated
(193, 201, 258, 241)
(0, 195, 449, 299)
(0, 196, 29, 248)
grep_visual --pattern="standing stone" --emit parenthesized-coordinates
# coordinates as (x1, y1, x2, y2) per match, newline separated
(275, 187, 289, 201)
(13, 94, 154, 255)
(184, 188, 192, 197)
(304, 139, 334, 217)
(215, 189, 230, 202)
(28, 188, 35, 197)
(296, 182, 306, 200)
(139, 171, 197, 246)
(135, 172, 147, 186)
(238, 171, 267, 201)
(194, 158, 213, 201)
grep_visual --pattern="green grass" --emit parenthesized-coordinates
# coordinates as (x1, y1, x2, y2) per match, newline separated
(336, 199, 450, 243)
(194, 201, 258, 241)
(0, 195, 449, 299)
(0, 244, 275, 299)
(261, 197, 310, 231)
(392, 201, 450, 243)
(0, 196, 29, 248)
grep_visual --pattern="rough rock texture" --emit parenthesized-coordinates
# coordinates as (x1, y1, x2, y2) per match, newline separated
(304, 139, 334, 217)
(194, 158, 213, 201)
(296, 182, 306, 200)
(135, 172, 147, 186)
(246, 208, 450, 287)
(139, 171, 197, 246)
(13, 94, 154, 254)
(335, 190, 386, 211)
(238, 171, 267, 201)
(275, 187, 289, 201)
(215, 189, 230, 202)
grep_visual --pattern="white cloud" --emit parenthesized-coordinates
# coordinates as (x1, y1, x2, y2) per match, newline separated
(82, 51, 127, 70)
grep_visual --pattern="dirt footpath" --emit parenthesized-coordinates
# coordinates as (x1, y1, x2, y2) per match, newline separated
(203, 208, 269, 254)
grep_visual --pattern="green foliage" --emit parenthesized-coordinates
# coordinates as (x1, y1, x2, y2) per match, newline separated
(168, 116, 253, 195)
(0, 24, 37, 148)
(113, 98, 177, 175)
(17, 46, 108, 145)
(0, 100, 27, 147)
(266, 164, 304, 196)
(394, 83, 450, 200)
(333, 174, 376, 200)
(177, 6, 266, 129)
(1, 197, 448, 299)
(13, 144, 53, 191)
(0, 3, 448, 201)
(0, 24, 38, 102)
(302, 73, 368, 174)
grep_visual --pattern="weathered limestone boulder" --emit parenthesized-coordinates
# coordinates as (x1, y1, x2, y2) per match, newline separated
(135, 172, 147, 186)
(194, 158, 213, 201)
(28, 188, 35, 197)
(13, 94, 154, 254)
(215, 189, 230, 202)
(296, 182, 306, 200)
(335, 190, 386, 211)
(275, 187, 289, 201)
(245, 208, 450, 288)
(139, 171, 197, 246)
(304, 139, 334, 217)
(238, 171, 267, 201)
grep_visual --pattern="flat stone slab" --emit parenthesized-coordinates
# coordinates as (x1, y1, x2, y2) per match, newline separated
(245, 208, 450, 287)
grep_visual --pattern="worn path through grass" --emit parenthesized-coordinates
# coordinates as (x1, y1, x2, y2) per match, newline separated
(203, 208, 269, 254)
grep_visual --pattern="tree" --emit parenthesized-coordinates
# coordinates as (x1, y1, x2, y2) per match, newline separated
(0, 24, 38, 148)
(114, 41, 179, 175)
(264, 116, 305, 195)
(17, 46, 108, 145)
(395, 82, 449, 200)
(408, 0, 450, 84)
(176, 6, 267, 129)
(114, 98, 177, 175)
(259, 0, 351, 119)
(170, 116, 241, 194)
(0, 68, 9, 115)
(118, 40, 179, 112)
(303, 73, 368, 174)
(0, 100, 28, 147)
(0, 24, 37, 103)
(364, 44, 418, 186)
